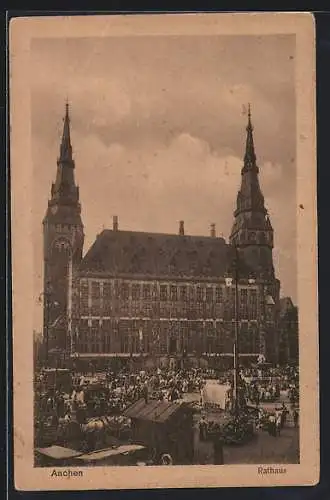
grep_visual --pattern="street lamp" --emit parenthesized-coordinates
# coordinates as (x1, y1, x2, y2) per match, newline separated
(233, 246, 240, 416)
(259, 279, 276, 363)
(265, 290, 276, 363)
(139, 327, 143, 367)
(225, 245, 240, 415)
(151, 328, 160, 369)
(72, 351, 80, 372)
(39, 283, 59, 367)
(225, 245, 257, 415)
(128, 329, 133, 373)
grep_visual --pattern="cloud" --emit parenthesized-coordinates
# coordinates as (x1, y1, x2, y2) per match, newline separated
(32, 130, 296, 331)
(30, 34, 297, 331)
(73, 131, 291, 255)
(30, 35, 295, 166)
(32, 77, 131, 128)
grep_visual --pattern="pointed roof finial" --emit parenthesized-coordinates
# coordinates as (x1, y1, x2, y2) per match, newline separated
(243, 103, 257, 172)
(59, 100, 72, 162)
(246, 102, 253, 131)
(65, 97, 70, 118)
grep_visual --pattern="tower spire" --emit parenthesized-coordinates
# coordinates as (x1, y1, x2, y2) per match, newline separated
(43, 101, 84, 355)
(229, 106, 274, 279)
(243, 103, 258, 173)
(59, 100, 72, 163)
(50, 102, 79, 205)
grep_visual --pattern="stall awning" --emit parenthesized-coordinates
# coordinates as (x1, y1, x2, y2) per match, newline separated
(202, 383, 230, 410)
(35, 445, 83, 460)
(123, 399, 187, 423)
(76, 444, 145, 463)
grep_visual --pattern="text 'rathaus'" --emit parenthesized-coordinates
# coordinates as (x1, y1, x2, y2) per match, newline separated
(42, 103, 298, 370)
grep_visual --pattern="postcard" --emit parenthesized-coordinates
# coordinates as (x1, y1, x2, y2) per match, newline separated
(10, 12, 318, 490)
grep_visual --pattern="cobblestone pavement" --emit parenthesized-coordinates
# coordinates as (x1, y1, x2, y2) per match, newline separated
(193, 423, 299, 465)
(184, 392, 299, 465)
(223, 427, 299, 464)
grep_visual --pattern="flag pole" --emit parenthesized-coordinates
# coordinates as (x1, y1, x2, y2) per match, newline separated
(67, 253, 73, 361)
(233, 245, 240, 416)
(45, 291, 50, 367)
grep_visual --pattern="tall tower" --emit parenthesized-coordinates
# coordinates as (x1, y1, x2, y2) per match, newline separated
(43, 103, 84, 357)
(230, 106, 280, 363)
(230, 105, 274, 280)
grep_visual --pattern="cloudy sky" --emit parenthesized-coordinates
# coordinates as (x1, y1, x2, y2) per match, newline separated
(31, 34, 296, 331)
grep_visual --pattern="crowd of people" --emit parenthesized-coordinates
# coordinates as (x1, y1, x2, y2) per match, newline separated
(196, 364, 299, 448)
(34, 367, 210, 448)
(234, 364, 300, 406)
(34, 362, 299, 453)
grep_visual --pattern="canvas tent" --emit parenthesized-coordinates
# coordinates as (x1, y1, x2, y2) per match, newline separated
(201, 382, 231, 410)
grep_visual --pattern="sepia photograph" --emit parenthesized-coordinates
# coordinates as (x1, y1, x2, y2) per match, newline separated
(10, 13, 318, 490)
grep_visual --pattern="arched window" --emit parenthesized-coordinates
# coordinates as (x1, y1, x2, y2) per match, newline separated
(258, 231, 266, 244)
(249, 231, 257, 242)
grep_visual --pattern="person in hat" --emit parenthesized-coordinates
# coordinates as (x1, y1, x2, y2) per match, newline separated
(275, 409, 282, 436)
(268, 413, 276, 436)
(199, 414, 208, 441)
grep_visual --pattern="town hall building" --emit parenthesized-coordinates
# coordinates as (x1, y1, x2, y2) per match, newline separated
(43, 103, 285, 369)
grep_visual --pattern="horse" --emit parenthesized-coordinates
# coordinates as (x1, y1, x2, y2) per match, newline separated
(81, 415, 115, 434)
(80, 415, 132, 449)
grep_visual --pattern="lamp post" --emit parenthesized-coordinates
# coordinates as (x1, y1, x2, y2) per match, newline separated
(264, 288, 276, 364)
(44, 289, 50, 367)
(151, 328, 159, 369)
(128, 330, 133, 373)
(227, 242, 255, 414)
(39, 283, 59, 367)
(139, 327, 143, 368)
(72, 351, 79, 373)
(231, 251, 258, 414)
(233, 246, 240, 416)
(225, 246, 240, 414)
(67, 254, 73, 361)
(259, 280, 274, 362)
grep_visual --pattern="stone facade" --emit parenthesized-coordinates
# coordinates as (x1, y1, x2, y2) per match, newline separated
(72, 276, 266, 359)
(278, 297, 299, 364)
(43, 104, 284, 368)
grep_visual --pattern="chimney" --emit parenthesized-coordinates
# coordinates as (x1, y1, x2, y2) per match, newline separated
(113, 215, 118, 231)
(210, 223, 216, 238)
(179, 220, 185, 236)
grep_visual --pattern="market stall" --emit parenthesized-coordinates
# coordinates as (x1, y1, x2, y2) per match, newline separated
(123, 399, 194, 465)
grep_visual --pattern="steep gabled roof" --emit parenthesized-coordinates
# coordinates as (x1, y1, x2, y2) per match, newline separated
(79, 229, 230, 278)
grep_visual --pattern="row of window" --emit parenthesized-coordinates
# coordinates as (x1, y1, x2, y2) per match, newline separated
(78, 303, 258, 320)
(234, 228, 272, 245)
(79, 282, 258, 319)
(53, 224, 72, 233)
(77, 330, 260, 355)
(79, 281, 258, 302)
(75, 320, 260, 355)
